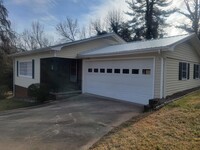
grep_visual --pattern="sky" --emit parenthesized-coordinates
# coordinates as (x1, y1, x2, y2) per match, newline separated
(4, 0, 188, 41)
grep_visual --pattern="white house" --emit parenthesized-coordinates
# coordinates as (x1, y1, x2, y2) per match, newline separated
(10, 33, 200, 105)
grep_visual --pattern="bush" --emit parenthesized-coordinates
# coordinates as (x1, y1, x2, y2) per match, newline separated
(0, 85, 9, 99)
(28, 83, 50, 103)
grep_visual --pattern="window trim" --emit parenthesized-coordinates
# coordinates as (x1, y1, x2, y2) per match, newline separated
(18, 61, 33, 78)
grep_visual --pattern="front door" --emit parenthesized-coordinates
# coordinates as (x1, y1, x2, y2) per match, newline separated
(70, 60, 77, 82)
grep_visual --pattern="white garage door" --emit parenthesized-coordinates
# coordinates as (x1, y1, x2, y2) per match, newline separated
(83, 58, 154, 104)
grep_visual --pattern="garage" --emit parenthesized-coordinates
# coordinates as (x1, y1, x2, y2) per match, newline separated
(83, 58, 154, 104)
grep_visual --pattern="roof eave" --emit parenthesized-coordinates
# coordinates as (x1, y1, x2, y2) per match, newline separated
(9, 48, 53, 57)
(10, 33, 125, 57)
(78, 46, 169, 59)
(167, 33, 196, 51)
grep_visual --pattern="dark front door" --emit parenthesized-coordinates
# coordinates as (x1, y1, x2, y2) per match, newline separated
(70, 60, 77, 82)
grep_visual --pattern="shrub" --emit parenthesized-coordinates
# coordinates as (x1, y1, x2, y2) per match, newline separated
(0, 85, 9, 99)
(28, 83, 50, 103)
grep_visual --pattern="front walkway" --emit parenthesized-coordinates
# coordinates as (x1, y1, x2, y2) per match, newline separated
(0, 94, 143, 150)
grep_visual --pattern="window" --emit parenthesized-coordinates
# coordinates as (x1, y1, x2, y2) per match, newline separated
(94, 68, 98, 73)
(142, 69, 151, 75)
(123, 69, 129, 74)
(107, 69, 112, 73)
(132, 69, 139, 74)
(100, 68, 105, 73)
(114, 69, 120, 74)
(193, 64, 200, 79)
(179, 62, 190, 80)
(88, 68, 92, 72)
(19, 61, 32, 77)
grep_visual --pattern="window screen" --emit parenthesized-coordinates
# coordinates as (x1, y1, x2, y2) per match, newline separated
(193, 64, 200, 79)
(179, 62, 190, 80)
(19, 61, 32, 77)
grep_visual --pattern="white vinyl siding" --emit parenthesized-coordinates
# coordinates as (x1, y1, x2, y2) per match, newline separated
(19, 61, 32, 78)
(56, 37, 119, 58)
(164, 42, 200, 97)
(15, 52, 54, 88)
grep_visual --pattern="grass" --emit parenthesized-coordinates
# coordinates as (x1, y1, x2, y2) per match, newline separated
(90, 90, 200, 150)
(0, 98, 37, 112)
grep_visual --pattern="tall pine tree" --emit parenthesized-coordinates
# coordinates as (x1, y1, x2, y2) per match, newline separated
(0, 0, 14, 94)
(126, 0, 177, 40)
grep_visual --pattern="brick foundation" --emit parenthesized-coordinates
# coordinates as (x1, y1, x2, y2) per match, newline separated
(15, 85, 28, 98)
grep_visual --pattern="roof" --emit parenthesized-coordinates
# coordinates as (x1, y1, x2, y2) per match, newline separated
(10, 33, 126, 57)
(78, 33, 198, 58)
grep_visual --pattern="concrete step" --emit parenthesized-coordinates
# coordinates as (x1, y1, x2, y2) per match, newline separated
(50, 90, 81, 100)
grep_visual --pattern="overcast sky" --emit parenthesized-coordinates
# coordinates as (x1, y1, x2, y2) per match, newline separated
(5, 0, 188, 39)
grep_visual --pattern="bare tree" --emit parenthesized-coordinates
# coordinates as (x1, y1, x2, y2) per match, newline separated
(31, 22, 52, 48)
(56, 17, 79, 42)
(18, 21, 53, 50)
(79, 26, 87, 39)
(178, 0, 200, 37)
(90, 19, 108, 35)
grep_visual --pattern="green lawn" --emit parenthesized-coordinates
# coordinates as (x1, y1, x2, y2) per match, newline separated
(90, 90, 200, 150)
(0, 98, 37, 111)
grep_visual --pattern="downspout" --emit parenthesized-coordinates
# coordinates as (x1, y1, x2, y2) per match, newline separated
(160, 56, 164, 98)
(13, 58, 15, 97)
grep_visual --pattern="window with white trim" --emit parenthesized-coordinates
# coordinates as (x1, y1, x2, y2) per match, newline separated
(179, 62, 190, 80)
(19, 61, 32, 77)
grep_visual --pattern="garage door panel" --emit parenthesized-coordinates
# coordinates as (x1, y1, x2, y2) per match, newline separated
(83, 58, 154, 104)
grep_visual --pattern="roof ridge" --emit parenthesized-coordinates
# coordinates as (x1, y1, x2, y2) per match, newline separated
(125, 33, 193, 45)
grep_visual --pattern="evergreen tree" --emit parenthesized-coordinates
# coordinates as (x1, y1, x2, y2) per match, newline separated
(0, 0, 14, 54)
(126, 0, 177, 40)
(118, 22, 132, 42)
(0, 0, 14, 95)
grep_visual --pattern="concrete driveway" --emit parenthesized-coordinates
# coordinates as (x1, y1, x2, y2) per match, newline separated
(0, 94, 143, 150)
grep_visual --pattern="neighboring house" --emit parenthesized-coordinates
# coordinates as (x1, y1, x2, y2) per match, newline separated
(10, 33, 200, 105)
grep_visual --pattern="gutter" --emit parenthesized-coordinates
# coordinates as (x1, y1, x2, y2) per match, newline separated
(78, 46, 170, 59)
